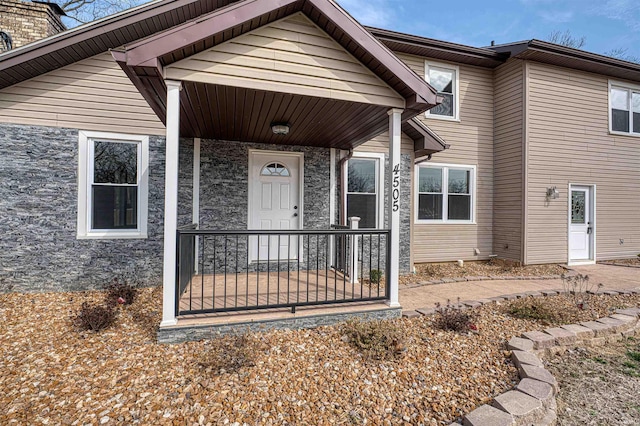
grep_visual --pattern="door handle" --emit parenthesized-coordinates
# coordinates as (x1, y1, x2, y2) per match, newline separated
(587, 227, 592, 235)
(293, 213, 298, 217)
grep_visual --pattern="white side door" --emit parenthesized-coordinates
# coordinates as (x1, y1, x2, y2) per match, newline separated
(249, 151, 302, 261)
(569, 186, 594, 262)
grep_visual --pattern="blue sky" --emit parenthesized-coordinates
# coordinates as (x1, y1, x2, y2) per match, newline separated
(337, 0, 640, 60)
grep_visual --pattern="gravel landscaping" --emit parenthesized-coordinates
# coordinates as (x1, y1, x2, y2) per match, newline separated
(400, 260, 565, 285)
(1, 287, 638, 425)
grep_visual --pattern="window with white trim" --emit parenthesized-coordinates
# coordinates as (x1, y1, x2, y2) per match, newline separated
(344, 153, 384, 229)
(415, 163, 475, 223)
(610, 82, 640, 135)
(425, 61, 459, 120)
(77, 131, 149, 239)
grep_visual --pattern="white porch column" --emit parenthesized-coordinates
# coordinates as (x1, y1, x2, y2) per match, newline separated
(387, 108, 403, 308)
(161, 80, 182, 327)
(192, 137, 201, 274)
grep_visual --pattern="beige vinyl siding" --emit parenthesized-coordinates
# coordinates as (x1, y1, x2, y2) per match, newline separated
(493, 59, 524, 262)
(396, 53, 495, 263)
(526, 61, 640, 263)
(356, 132, 414, 154)
(0, 53, 164, 135)
(165, 13, 404, 108)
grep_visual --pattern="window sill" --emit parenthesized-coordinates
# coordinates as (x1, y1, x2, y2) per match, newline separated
(414, 221, 476, 225)
(609, 130, 640, 138)
(77, 231, 148, 240)
(424, 114, 460, 123)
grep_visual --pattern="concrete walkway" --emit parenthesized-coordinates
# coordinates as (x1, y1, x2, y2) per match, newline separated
(399, 263, 640, 312)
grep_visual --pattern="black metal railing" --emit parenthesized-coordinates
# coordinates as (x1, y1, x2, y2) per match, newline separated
(175, 228, 390, 316)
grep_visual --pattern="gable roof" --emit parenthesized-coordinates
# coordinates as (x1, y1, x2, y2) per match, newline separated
(107, 0, 441, 147)
(115, 0, 439, 112)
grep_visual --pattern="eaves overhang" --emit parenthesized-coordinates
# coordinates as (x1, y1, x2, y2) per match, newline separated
(402, 118, 449, 158)
(490, 39, 640, 82)
(367, 27, 507, 69)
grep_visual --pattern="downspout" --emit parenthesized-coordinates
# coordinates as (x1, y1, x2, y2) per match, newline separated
(338, 149, 354, 225)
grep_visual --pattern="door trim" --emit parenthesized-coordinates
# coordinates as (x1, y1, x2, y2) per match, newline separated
(567, 183, 596, 265)
(247, 148, 305, 230)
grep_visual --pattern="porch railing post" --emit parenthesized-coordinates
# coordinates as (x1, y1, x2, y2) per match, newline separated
(161, 80, 182, 327)
(387, 108, 403, 308)
(348, 216, 360, 284)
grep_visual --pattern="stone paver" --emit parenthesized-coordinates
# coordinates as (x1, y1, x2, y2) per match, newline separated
(540, 290, 558, 296)
(517, 365, 558, 392)
(402, 310, 420, 319)
(521, 331, 555, 349)
(511, 350, 543, 368)
(416, 307, 436, 316)
(615, 307, 640, 317)
(462, 404, 514, 426)
(560, 323, 595, 340)
(508, 337, 534, 352)
(580, 320, 614, 337)
(544, 327, 577, 346)
(493, 390, 543, 421)
(609, 313, 638, 324)
(516, 378, 555, 402)
(595, 316, 632, 333)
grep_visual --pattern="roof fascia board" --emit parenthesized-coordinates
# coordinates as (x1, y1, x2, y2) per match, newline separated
(367, 27, 503, 61)
(309, 0, 438, 107)
(0, 0, 192, 71)
(125, 0, 300, 67)
(527, 40, 640, 72)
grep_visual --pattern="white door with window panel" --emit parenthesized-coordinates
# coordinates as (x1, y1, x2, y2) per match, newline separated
(569, 186, 594, 262)
(249, 151, 301, 261)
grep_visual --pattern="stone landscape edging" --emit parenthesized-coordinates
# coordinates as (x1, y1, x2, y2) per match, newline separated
(402, 288, 640, 426)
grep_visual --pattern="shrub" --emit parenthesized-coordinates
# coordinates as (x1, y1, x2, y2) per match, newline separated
(369, 269, 383, 284)
(198, 332, 265, 373)
(105, 277, 140, 306)
(74, 302, 117, 331)
(433, 298, 477, 333)
(507, 296, 558, 324)
(561, 273, 602, 309)
(341, 318, 405, 361)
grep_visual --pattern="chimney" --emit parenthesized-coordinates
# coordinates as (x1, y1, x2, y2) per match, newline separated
(0, 0, 66, 52)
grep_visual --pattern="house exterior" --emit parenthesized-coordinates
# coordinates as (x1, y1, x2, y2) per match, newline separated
(1, 0, 639, 336)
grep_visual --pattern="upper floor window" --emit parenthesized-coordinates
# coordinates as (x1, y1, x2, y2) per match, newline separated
(343, 153, 385, 229)
(77, 131, 149, 239)
(415, 163, 475, 224)
(610, 82, 640, 135)
(425, 61, 459, 121)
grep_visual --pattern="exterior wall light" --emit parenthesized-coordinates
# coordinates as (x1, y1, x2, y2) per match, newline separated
(271, 122, 290, 135)
(546, 186, 559, 199)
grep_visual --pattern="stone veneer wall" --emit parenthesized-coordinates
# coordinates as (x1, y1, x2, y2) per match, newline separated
(0, 123, 168, 291)
(0, 0, 65, 50)
(334, 152, 412, 275)
(0, 124, 409, 291)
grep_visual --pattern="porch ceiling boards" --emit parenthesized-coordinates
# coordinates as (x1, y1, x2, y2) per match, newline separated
(114, 0, 442, 149)
(180, 83, 391, 148)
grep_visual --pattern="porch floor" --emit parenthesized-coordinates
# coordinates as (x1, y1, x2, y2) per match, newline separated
(179, 269, 384, 314)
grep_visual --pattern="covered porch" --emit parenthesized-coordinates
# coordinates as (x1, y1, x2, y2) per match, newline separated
(112, 0, 444, 334)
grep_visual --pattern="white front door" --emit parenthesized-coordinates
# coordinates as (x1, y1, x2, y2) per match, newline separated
(569, 185, 594, 262)
(249, 151, 302, 261)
